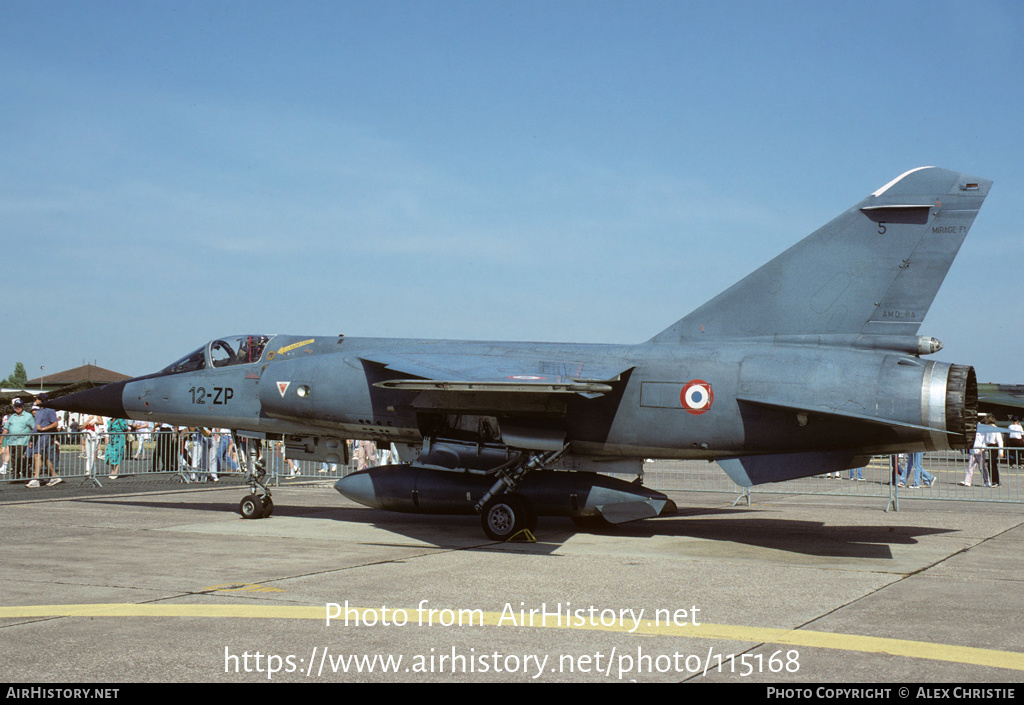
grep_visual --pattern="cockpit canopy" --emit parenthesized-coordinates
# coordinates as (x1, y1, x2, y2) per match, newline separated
(160, 335, 273, 376)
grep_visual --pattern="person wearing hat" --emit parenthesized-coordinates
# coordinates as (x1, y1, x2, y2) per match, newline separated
(30, 393, 62, 487)
(2, 399, 35, 482)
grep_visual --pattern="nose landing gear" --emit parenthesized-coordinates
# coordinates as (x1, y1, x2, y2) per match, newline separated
(235, 433, 273, 519)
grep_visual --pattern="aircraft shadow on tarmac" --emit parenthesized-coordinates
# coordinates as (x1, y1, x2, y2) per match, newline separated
(639, 514, 953, 560)
(543, 509, 954, 560)
(78, 497, 953, 560)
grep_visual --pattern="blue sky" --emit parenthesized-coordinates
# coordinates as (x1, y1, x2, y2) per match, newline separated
(2, 1, 1021, 383)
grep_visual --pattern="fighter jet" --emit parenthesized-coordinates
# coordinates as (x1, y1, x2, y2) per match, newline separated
(50, 167, 991, 539)
(977, 383, 1024, 421)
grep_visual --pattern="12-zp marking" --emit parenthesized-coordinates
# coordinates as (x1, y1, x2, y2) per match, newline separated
(189, 387, 234, 405)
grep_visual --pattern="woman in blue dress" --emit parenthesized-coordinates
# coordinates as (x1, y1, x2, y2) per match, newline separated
(105, 417, 129, 479)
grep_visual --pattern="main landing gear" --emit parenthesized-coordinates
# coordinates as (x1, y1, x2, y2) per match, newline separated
(475, 444, 568, 541)
(479, 494, 537, 541)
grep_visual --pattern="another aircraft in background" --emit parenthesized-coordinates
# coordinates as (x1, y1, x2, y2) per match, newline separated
(977, 383, 1024, 421)
(50, 167, 992, 539)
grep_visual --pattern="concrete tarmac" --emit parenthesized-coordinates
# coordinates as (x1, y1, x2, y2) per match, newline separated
(1, 477, 1022, 684)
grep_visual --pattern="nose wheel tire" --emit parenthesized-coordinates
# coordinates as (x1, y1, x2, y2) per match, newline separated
(480, 495, 536, 541)
(239, 494, 265, 519)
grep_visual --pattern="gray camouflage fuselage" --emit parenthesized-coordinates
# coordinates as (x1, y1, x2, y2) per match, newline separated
(50, 167, 991, 501)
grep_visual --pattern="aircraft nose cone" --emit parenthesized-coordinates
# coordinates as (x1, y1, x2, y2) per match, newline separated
(46, 381, 128, 418)
(334, 471, 381, 509)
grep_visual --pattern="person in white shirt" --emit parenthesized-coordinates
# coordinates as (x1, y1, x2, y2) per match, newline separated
(133, 421, 151, 460)
(1007, 417, 1023, 468)
(960, 430, 988, 488)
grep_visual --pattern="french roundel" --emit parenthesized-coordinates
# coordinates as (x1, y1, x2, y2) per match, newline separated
(680, 379, 713, 415)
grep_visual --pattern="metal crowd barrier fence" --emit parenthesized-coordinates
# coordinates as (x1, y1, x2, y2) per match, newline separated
(2, 431, 1019, 511)
(0, 431, 355, 488)
(637, 450, 1022, 509)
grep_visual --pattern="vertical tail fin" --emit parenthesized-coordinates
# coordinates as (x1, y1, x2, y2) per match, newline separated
(649, 167, 992, 343)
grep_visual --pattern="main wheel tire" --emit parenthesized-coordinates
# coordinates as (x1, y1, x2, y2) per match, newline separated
(261, 496, 274, 517)
(480, 495, 535, 541)
(239, 494, 264, 519)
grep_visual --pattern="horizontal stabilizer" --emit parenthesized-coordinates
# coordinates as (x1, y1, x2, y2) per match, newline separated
(718, 450, 872, 487)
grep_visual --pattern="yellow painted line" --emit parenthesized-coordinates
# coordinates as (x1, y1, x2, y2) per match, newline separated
(0, 604, 321, 619)
(203, 583, 285, 594)
(2, 603, 1022, 672)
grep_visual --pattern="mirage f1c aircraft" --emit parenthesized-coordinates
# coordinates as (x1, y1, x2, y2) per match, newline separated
(50, 167, 992, 539)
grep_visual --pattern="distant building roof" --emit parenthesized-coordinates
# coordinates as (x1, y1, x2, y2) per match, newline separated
(25, 364, 132, 387)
